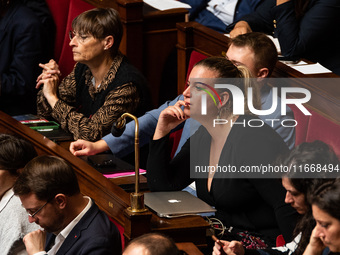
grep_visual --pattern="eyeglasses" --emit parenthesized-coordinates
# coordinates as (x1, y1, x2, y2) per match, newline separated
(69, 31, 90, 44)
(23, 199, 51, 218)
(205, 217, 233, 238)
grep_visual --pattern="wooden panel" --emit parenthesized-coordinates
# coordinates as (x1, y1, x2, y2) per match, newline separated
(0, 111, 209, 244)
(143, 7, 188, 106)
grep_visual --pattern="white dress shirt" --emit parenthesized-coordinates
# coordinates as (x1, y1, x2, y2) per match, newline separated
(206, 0, 238, 25)
(34, 196, 93, 255)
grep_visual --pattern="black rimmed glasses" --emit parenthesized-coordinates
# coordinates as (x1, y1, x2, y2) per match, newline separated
(69, 30, 90, 44)
(23, 198, 52, 218)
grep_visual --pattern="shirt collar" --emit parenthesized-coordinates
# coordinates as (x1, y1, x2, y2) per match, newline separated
(57, 196, 92, 239)
(260, 83, 271, 105)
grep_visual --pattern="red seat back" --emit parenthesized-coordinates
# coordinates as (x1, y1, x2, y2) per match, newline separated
(289, 104, 340, 157)
(289, 104, 310, 147)
(45, 0, 70, 62)
(108, 216, 125, 249)
(186, 51, 208, 82)
(306, 109, 340, 157)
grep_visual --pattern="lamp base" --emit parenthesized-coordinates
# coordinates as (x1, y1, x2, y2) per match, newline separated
(128, 192, 148, 213)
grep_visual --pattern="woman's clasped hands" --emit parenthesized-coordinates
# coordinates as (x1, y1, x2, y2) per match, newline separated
(36, 59, 62, 108)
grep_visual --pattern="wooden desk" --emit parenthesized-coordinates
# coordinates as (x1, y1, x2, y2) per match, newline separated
(0, 111, 209, 244)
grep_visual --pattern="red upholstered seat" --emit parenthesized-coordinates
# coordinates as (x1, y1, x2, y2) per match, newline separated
(186, 51, 208, 81)
(289, 105, 340, 157)
(305, 109, 340, 157)
(45, 0, 70, 63)
(108, 216, 125, 249)
(288, 104, 310, 147)
(169, 128, 184, 159)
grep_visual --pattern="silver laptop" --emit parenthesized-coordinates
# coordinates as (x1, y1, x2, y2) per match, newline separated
(144, 191, 216, 218)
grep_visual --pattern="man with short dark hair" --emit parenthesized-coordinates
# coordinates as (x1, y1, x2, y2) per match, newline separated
(13, 155, 121, 255)
(227, 32, 278, 78)
(226, 32, 295, 148)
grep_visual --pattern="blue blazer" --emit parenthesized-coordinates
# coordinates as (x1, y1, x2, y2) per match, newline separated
(45, 202, 122, 255)
(237, 0, 340, 75)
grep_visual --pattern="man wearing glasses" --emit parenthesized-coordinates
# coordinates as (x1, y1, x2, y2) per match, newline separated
(13, 155, 122, 255)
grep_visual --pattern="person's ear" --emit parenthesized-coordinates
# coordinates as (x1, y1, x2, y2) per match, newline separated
(103, 35, 114, 50)
(54, 194, 67, 209)
(256, 67, 269, 79)
(219, 91, 230, 108)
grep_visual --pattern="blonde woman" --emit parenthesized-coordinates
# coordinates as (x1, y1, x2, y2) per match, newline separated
(147, 57, 297, 248)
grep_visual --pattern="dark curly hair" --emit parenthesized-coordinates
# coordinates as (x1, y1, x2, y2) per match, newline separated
(280, 140, 339, 255)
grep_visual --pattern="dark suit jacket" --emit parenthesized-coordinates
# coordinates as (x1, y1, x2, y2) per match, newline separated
(235, 0, 340, 75)
(45, 201, 122, 255)
(0, 0, 47, 115)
